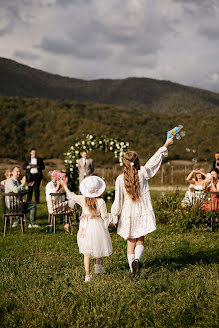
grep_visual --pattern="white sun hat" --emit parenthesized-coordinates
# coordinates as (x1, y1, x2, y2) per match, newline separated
(79, 176, 106, 198)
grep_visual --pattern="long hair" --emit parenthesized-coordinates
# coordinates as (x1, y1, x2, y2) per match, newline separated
(195, 169, 206, 181)
(123, 151, 141, 202)
(85, 197, 98, 217)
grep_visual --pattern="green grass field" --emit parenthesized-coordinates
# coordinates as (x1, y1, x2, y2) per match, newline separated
(0, 190, 218, 328)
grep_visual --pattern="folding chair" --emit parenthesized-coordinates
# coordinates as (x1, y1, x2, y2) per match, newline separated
(2, 192, 27, 236)
(49, 192, 72, 233)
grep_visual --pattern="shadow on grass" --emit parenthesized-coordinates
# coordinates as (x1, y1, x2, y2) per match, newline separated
(144, 247, 219, 272)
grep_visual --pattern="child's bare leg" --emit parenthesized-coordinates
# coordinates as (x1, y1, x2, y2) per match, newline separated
(127, 238, 135, 272)
(136, 236, 144, 246)
(135, 236, 144, 261)
(84, 254, 90, 275)
(127, 238, 135, 254)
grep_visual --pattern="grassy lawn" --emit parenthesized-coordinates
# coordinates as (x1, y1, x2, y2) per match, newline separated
(0, 190, 218, 328)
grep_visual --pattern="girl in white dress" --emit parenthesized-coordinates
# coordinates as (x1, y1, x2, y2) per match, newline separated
(111, 137, 174, 279)
(61, 176, 112, 282)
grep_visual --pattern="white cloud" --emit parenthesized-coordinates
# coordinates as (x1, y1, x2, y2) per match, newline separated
(0, 0, 219, 92)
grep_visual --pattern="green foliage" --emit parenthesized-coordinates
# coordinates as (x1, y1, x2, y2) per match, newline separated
(152, 191, 217, 231)
(0, 95, 219, 163)
(153, 190, 183, 224)
(102, 188, 115, 203)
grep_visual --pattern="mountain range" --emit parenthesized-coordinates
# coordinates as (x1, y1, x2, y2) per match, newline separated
(1, 57, 219, 114)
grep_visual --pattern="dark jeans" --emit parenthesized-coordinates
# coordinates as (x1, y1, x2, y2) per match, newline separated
(23, 202, 36, 225)
(27, 175, 42, 204)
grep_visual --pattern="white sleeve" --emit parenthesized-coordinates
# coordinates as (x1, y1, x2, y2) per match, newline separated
(141, 146, 168, 180)
(66, 190, 83, 206)
(46, 183, 55, 201)
(110, 176, 124, 224)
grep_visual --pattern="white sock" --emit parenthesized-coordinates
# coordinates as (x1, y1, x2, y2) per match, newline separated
(134, 245, 144, 261)
(127, 254, 135, 272)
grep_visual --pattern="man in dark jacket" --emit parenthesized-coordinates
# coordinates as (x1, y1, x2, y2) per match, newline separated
(213, 152, 219, 172)
(23, 148, 45, 203)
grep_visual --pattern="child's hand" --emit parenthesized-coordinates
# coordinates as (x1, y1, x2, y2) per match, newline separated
(164, 136, 174, 148)
(60, 179, 66, 186)
(109, 222, 116, 227)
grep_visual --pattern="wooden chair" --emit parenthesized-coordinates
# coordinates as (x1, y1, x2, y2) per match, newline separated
(2, 192, 27, 236)
(48, 192, 72, 233)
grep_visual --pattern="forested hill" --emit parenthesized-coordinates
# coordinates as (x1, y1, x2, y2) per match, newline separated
(0, 96, 218, 161)
(1, 57, 219, 114)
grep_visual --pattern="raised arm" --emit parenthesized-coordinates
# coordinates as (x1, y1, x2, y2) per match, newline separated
(60, 180, 82, 205)
(5, 178, 26, 194)
(186, 170, 196, 184)
(142, 137, 173, 180)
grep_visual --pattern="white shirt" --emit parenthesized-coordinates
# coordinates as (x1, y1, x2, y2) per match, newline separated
(46, 181, 66, 214)
(46, 181, 57, 201)
(30, 157, 38, 174)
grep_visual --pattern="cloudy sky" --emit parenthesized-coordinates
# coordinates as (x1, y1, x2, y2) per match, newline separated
(1, 0, 219, 92)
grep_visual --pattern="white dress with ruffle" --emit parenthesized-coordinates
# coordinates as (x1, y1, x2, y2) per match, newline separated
(111, 146, 168, 240)
(66, 192, 113, 258)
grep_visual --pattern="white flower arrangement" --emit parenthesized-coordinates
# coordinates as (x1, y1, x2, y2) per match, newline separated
(64, 134, 129, 191)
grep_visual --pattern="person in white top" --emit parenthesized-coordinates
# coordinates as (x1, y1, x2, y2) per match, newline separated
(61, 176, 113, 282)
(181, 169, 207, 212)
(111, 137, 174, 280)
(45, 171, 68, 214)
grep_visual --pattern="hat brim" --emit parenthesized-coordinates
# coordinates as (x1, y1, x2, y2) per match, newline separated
(79, 176, 106, 198)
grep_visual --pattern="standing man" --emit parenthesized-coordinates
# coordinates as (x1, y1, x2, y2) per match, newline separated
(78, 150, 94, 183)
(23, 148, 45, 203)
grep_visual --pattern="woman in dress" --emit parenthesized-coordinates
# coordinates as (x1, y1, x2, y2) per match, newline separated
(111, 137, 174, 280)
(203, 169, 219, 211)
(181, 169, 206, 211)
(61, 176, 113, 282)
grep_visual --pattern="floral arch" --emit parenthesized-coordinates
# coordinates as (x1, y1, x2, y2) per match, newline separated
(64, 134, 129, 191)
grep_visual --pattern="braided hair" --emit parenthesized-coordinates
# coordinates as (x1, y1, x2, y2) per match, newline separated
(123, 151, 140, 202)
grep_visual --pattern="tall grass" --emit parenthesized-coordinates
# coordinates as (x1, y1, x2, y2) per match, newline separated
(0, 190, 218, 327)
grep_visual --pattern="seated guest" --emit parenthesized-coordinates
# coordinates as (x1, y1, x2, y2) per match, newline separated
(181, 169, 206, 211)
(202, 170, 219, 211)
(0, 169, 12, 192)
(212, 152, 219, 172)
(46, 171, 70, 214)
(210, 169, 219, 191)
(5, 167, 39, 228)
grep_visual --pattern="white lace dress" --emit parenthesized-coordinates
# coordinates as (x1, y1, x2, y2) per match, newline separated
(66, 192, 113, 258)
(182, 184, 204, 206)
(111, 147, 168, 240)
